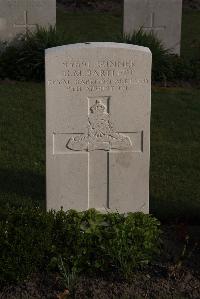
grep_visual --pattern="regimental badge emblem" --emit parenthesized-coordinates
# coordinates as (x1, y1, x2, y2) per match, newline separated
(66, 99, 132, 151)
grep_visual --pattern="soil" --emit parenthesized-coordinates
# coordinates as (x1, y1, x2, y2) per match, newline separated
(1, 225, 200, 299)
(57, 0, 200, 12)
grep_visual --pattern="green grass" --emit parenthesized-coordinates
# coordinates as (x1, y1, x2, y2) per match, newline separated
(151, 87, 200, 222)
(181, 9, 200, 59)
(0, 83, 200, 222)
(0, 82, 45, 209)
(57, 8, 122, 43)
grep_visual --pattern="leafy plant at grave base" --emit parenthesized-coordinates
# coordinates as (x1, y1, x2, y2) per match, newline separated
(0, 43, 21, 81)
(0, 40, 8, 53)
(104, 212, 161, 278)
(119, 29, 172, 82)
(0, 206, 54, 284)
(50, 209, 111, 274)
(58, 255, 79, 296)
(119, 29, 200, 83)
(163, 52, 200, 83)
(0, 26, 73, 81)
(0, 207, 160, 285)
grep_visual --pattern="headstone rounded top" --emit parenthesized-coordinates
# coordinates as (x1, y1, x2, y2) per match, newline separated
(45, 42, 151, 55)
(0, 0, 56, 41)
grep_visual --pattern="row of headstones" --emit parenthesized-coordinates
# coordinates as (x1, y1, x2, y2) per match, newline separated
(0, 0, 182, 54)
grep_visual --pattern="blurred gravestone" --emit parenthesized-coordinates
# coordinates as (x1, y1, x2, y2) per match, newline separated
(46, 42, 151, 213)
(124, 0, 182, 54)
(0, 0, 56, 41)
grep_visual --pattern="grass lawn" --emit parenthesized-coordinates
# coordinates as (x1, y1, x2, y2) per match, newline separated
(57, 10, 122, 43)
(181, 9, 200, 59)
(0, 82, 200, 222)
(0, 82, 45, 210)
(151, 87, 200, 222)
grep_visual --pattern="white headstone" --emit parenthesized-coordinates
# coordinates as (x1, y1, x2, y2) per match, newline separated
(0, 0, 56, 41)
(46, 42, 151, 213)
(124, 0, 182, 54)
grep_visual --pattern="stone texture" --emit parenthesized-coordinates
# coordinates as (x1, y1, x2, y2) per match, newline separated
(0, 0, 56, 41)
(124, 0, 182, 54)
(46, 42, 151, 213)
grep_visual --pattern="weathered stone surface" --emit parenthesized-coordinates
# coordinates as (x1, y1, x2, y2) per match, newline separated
(0, 0, 56, 41)
(46, 42, 151, 213)
(124, 0, 182, 54)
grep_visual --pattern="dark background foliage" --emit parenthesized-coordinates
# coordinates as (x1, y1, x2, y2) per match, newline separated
(0, 27, 74, 82)
(0, 27, 199, 83)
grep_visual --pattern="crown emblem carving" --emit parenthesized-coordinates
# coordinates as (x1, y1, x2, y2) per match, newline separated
(66, 99, 132, 151)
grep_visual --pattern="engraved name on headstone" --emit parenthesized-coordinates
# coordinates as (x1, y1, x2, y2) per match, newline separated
(124, 0, 182, 55)
(0, 0, 56, 40)
(46, 43, 151, 213)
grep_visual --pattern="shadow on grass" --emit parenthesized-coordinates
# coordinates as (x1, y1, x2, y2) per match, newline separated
(150, 196, 200, 225)
(0, 168, 45, 209)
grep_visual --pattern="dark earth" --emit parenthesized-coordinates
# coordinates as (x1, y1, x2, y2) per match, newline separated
(1, 225, 200, 299)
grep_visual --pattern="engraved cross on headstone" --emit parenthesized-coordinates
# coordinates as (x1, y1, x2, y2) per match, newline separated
(143, 12, 166, 33)
(14, 11, 37, 34)
(54, 96, 138, 211)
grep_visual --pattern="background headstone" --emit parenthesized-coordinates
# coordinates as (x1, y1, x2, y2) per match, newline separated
(46, 42, 151, 213)
(0, 0, 56, 41)
(124, 0, 182, 54)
